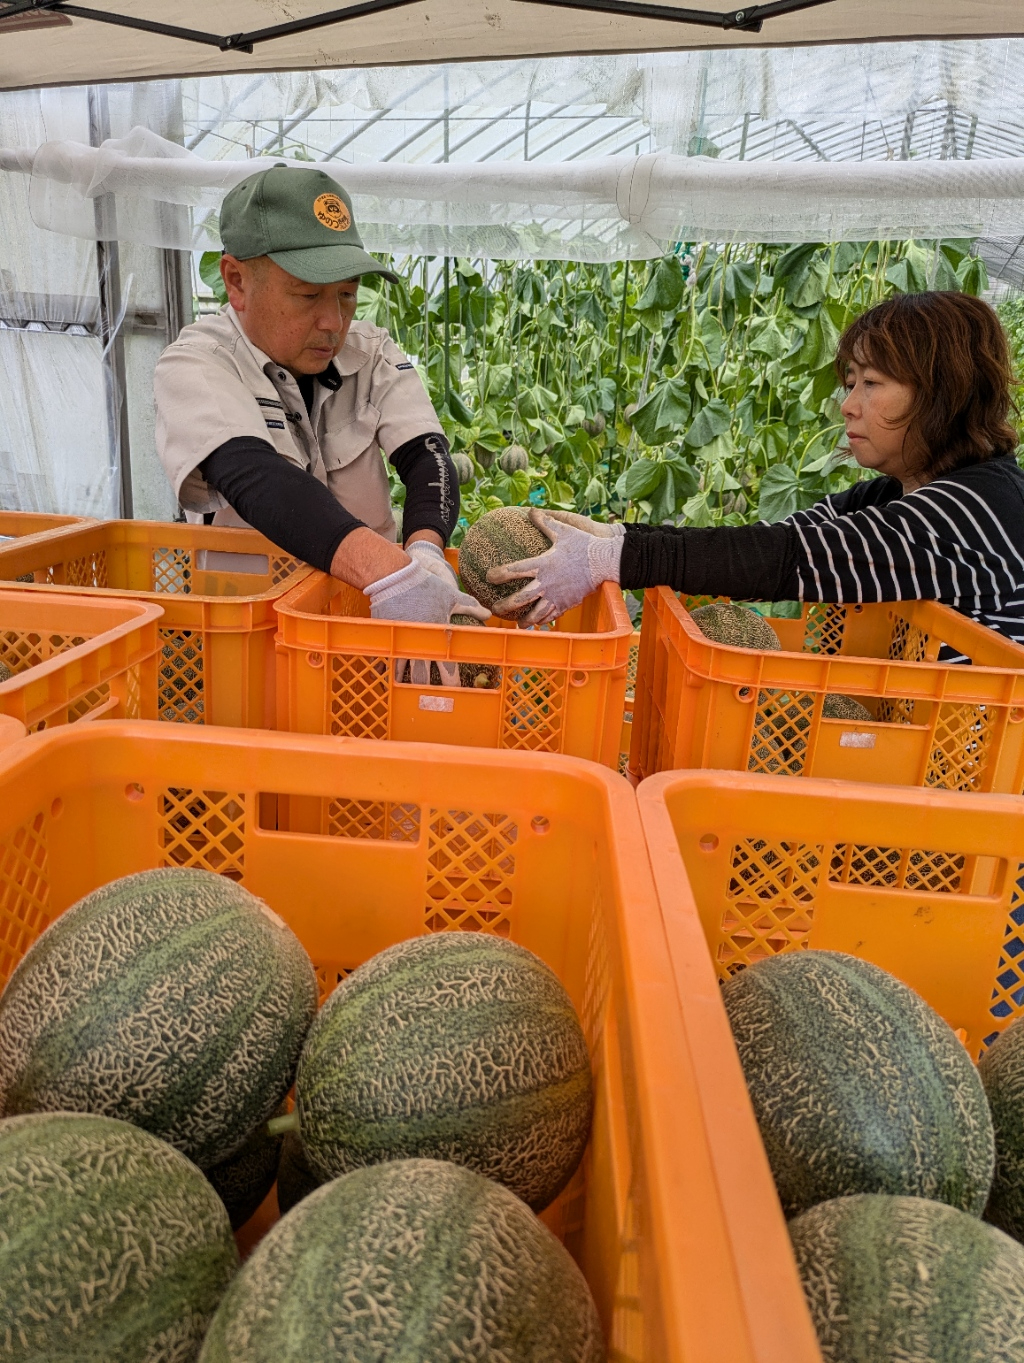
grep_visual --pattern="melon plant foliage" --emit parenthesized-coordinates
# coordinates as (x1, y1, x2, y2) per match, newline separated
(345, 239, 1001, 540)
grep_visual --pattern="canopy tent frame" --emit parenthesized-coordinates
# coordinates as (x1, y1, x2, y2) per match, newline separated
(0, 0, 835, 54)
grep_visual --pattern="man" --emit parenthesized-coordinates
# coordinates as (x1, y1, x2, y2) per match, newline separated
(154, 164, 486, 630)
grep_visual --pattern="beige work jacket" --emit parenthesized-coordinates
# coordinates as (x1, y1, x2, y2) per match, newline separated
(154, 306, 443, 540)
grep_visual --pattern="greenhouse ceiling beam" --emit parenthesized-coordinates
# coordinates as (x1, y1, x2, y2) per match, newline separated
(507, 0, 837, 33)
(0, 0, 421, 53)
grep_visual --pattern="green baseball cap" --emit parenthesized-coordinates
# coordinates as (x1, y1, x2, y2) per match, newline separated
(220, 165, 399, 285)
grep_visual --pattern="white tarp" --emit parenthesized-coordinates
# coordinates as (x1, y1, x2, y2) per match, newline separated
(1, 0, 1024, 94)
(4, 125, 1024, 260)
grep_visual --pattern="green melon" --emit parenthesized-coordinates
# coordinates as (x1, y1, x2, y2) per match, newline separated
(199, 1157, 603, 1363)
(0, 1111, 238, 1361)
(450, 451, 474, 486)
(458, 506, 551, 620)
(690, 602, 782, 651)
(0, 867, 318, 1170)
(790, 1193, 1024, 1362)
(295, 933, 592, 1211)
(823, 693, 874, 721)
(979, 1017, 1024, 1240)
(499, 444, 530, 474)
(0, 659, 10, 684)
(450, 613, 501, 689)
(206, 1101, 286, 1231)
(722, 950, 994, 1219)
(275, 1129, 323, 1215)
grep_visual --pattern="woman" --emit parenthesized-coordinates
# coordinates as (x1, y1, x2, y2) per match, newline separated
(489, 293, 1024, 648)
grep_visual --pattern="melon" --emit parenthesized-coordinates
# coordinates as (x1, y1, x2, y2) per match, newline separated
(690, 601, 782, 651)
(294, 933, 592, 1211)
(0, 659, 10, 683)
(823, 693, 873, 721)
(206, 1101, 286, 1231)
(458, 506, 551, 620)
(451, 451, 474, 486)
(0, 1110, 238, 1361)
(979, 1017, 1024, 1240)
(450, 612, 501, 689)
(499, 444, 530, 474)
(276, 1129, 323, 1215)
(0, 867, 318, 1170)
(790, 1193, 1024, 1362)
(722, 950, 994, 1218)
(199, 1158, 603, 1363)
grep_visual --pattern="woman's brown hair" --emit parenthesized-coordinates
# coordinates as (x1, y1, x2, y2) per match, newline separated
(835, 292, 1019, 479)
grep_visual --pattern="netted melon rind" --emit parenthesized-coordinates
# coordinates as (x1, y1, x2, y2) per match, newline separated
(690, 602, 782, 651)
(723, 950, 994, 1219)
(0, 866, 319, 1170)
(0, 1111, 238, 1359)
(823, 692, 874, 721)
(981, 1018, 1024, 1241)
(295, 933, 593, 1212)
(458, 506, 551, 620)
(791, 1193, 1024, 1361)
(198, 1158, 604, 1363)
(0, 659, 10, 684)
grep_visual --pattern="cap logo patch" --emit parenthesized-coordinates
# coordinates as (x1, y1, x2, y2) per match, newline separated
(313, 192, 351, 233)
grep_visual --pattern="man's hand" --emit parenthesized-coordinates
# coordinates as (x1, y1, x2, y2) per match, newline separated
(487, 508, 624, 627)
(365, 558, 489, 625)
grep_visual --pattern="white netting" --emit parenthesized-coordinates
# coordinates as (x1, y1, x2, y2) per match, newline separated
(2, 43, 1024, 260)
(3, 130, 1024, 261)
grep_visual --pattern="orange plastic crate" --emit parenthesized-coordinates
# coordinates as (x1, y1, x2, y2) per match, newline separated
(638, 770, 1024, 1363)
(274, 563, 632, 767)
(0, 588, 161, 731)
(0, 521, 310, 729)
(0, 720, 814, 1363)
(630, 588, 1024, 792)
(0, 510, 92, 546)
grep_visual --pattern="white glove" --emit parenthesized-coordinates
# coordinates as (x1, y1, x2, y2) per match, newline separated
(406, 539, 459, 585)
(487, 508, 624, 628)
(366, 555, 488, 687)
(537, 510, 626, 539)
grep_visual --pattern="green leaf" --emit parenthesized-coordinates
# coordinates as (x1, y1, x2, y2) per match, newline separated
(723, 260, 757, 302)
(682, 491, 715, 527)
(695, 431, 735, 465)
(447, 391, 475, 426)
(199, 252, 228, 305)
(698, 310, 726, 368)
(648, 465, 677, 522)
(485, 365, 515, 398)
(775, 246, 829, 308)
(747, 319, 788, 360)
(631, 378, 692, 445)
(757, 464, 801, 523)
(685, 398, 732, 449)
(957, 255, 989, 297)
(636, 256, 685, 313)
(577, 293, 607, 329)
(622, 458, 666, 501)
(799, 308, 841, 371)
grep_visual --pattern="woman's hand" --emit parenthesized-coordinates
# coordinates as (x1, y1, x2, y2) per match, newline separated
(487, 508, 625, 627)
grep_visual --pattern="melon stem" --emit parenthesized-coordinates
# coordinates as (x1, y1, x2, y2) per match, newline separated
(268, 1111, 300, 1137)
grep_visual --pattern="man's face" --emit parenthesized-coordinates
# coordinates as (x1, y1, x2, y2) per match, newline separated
(220, 255, 359, 376)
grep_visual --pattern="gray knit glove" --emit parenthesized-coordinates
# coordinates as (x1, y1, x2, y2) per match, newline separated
(487, 508, 624, 628)
(366, 555, 488, 686)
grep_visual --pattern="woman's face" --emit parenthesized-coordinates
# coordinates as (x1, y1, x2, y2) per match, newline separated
(840, 358, 920, 489)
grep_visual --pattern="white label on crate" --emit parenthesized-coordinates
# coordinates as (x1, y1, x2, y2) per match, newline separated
(839, 731, 876, 749)
(419, 696, 455, 713)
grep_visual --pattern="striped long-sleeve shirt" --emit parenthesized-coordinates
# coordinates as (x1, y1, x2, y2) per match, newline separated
(619, 455, 1024, 650)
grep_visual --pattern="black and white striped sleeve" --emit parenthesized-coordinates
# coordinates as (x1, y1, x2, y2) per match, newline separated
(789, 480, 1021, 610)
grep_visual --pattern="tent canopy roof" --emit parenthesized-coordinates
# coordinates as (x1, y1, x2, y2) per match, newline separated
(2, 0, 1024, 92)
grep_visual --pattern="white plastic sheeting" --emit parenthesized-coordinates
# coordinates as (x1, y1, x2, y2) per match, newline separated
(2, 0, 1022, 94)
(5, 129, 1024, 260)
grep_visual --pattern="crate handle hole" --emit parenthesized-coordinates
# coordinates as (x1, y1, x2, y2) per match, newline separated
(699, 833, 719, 852)
(735, 686, 755, 703)
(1011, 708, 1024, 725)
(125, 783, 145, 802)
(50, 797, 63, 819)
(531, 815, 551, 835)
(569, 670, 588, 688)
(306, 652, 325, 669)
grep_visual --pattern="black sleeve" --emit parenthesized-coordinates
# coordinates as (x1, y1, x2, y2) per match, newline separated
(200, 437, 363, 574)
(390, 432, 459, 545)
(620, 520, 802, 600)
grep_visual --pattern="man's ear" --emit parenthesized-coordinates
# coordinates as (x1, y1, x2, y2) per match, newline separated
(220, 255, 247, 312)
